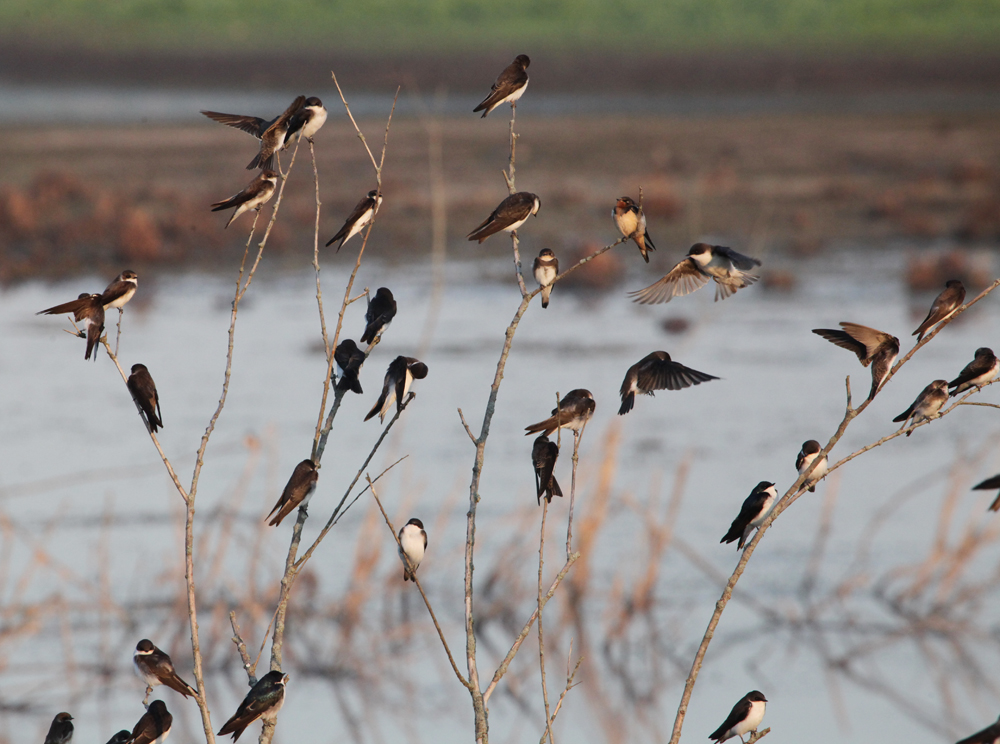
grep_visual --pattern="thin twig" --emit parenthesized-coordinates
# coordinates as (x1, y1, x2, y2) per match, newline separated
(538, 499, 555, 744)
(229, 611, 257, 686)
(566, 419, 588, 560)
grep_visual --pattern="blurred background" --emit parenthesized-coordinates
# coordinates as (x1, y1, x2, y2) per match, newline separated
(3, 2, 1000, 743)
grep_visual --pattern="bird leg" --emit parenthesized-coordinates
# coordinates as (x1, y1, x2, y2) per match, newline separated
(143, 685, 152, 706)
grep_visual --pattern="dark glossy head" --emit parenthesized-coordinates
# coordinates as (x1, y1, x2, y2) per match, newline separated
(136, 639, 155, 653)
(130, 363, 148, 375)
(538, 248, 555, 258)
(405, 518, 425, 530)
(800, 440, 821, 455)
(305, 97, 323, 107)
(514, 54, 531, 68)
(688, 243, 712, 256)
(745, 690, 768, 703)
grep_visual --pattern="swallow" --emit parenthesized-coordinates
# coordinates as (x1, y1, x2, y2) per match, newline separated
(467, 192, 540, 243)
(709, 691, 768, 744)
(913, 279, 965, 342)
(721, 482, 777, 550)
(37, 293, 105, 361)
(524, 389, 596, 437)
(796, 440, 828, 492)
(473, 54, 530, 117)
(286, 97, 327, 143)
(949, 347, 999, 396)
(533, 249, 559, 308)
(125, 700, 172, 744)
(398, 518, 427, 581)
(334, 339, 365, 394)
(325, 190, 381, 250)
(202, 95, 308, 172)
(210, 170, 279, 229)
(266, 459, 319, 527)
(613, 196, 656, 263)
(44, 712, 74, 744)
(101, 270, 139, 312)
(105, 731, 131, 744)
(359, 287, 397, 345)
(628, 243, 761, 304)
(133, 639, 195, 704)
(956, 715, 1000, 744)
(812, 322, 900, 401)
(618, 351, 719, 415)
(973, 474, 1000, 512)
(893, 380, 949, 435)
(531, 435, 562, 504)
(218, 670, 288, 741)
(365, 356, 428, 423)
(127, 364, 163, 434)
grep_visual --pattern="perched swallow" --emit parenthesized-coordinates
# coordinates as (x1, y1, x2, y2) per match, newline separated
(913, 279, 965, 342)
(217, 670, 288, 741)
(467, 192, 540, 243)
(127, 364, 163, 434)
(266, 459, 319, 527)
(38, 293, 105, 361)
(628, 243, 761, 304)
(531, 435, 562, 504)
(721, 482, 777, 550)
(325, 190, 381, 250)
(286, 97, 327, 143)
(360, 287, 397, 345)
(613, 196, 656, 263)
(473, 54, 530, 117)
(133, 639, 195, 704)
(44, 712, 73, 744)
(365, 356, 428, 423)
(893, 380, 949, 435)
(812, 322, 900, 401)
(533, 249, 558, 308)
(973, 474, 1000, 512)
(101, 270, 139, 311)
(524, 389, 596, 437)
(398, 518, 427, 581)
(949, 347, 999, 396)
(211, 170, 279, 229)
(126, 700, 172, 744)
(796, 440, 828, 492)
(105, 731, 131, 744)
(956, 715, 1000, 744)
(334, 339, 365, 394)
(709, 691, 768, 744)
(618, 351, 718, 415)
(207, 95, 306, 171)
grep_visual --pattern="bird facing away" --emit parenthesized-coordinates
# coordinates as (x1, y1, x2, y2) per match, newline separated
(133, 639, 196, 704)
(126, 700, 172, 744)
(613, 196, 656, 263)
(360, 287, 397, 345)
(533, 248, 559, 308)
(127, 364, 163, 434)
(524, 389, 596, 437)
(531, 435, 562, 504)
(218, 670, 288, 741)
(37, 293, 105, 361)
(955, 715, 1000, 744)
(721, 482, 777, 550)
(949, 347, 999, 397)
(398, 518, 427, 581)
(892, 380, 949, 435)
(812, 322, 900, 401)
(365, 356, 428, 423)
(473, 54, 530, 117)
(796, 440, 828, 493)
(104, 731, 131, 744)
(618, 351, 719, 415)
(467, 192, 540, 243)
(266, 459, 319, 527)
(913, 279, 965, 341)
(325, 190, 381, 250)
(334, 339, 365, 394)
(973, 474, 1000, 513)
(628, 243, 761, 304)
(101, 270, 139, 311)
(709, 690, 768, 744)
(43, 712, 74, 744)
(211, 170, 279, 229)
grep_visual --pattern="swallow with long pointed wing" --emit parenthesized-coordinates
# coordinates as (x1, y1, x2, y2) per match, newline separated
(613, 196, 656, 263)
(893, 380, 949, 435)
(949, 347, 998, 397)
(126, 700, 172, 744)
(973, 475, 1000, 512)
(266, 460, 319, 527)
(629, 243, 761, 304)
(101, 270, 139, 311)
(796, 440, 828, 492)
(127, 364, 163, 434)
(360, 287, 396, 345)
(211, 170, 279, 229)
(365, 356, 428, 423)
(286, 97, 327, 143)
(721, 482, 777, 550)
(467, 192, 540, 243)
(208, 95, 306, 171)
(325, 190, 381, 250)
(709, 691, 768, 743)
(524, 389, 595, 437)
(533, 249, 558, 308)
(812, 322, 900, 401)
(218, 670, 288, 741)
(44, 713, 73, 744)
(473, 54, 530, 117)
(531, 435, 562, 504)
(334, 339, 365, 394)
(913, 279, 965, 341)
(398, 518, 427, 581)
(133, 640, 195, 704)
(37, 293, 105, 361)
(618, 351, 718, 415)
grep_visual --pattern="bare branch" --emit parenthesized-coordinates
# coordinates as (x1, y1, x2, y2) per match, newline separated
(229, 611, 257, 686)
(458, 408, 478, 444)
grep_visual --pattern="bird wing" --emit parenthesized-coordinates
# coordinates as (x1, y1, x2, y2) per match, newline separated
(714, 245, 762, 270)
(955, 720, 1000, 744)
(840, 323, 896, 359)
(637, 357, 719, 391)
(709, 697, 753, 740)
(627, 259, 709, 304)
(201, 111, 269, 138)
(973, 474, 1000, 490)
(812, 328, 870, 364)
(327, 195, 374, 248)
(473, 61, 528, 113)
(37, 297, 89, 317)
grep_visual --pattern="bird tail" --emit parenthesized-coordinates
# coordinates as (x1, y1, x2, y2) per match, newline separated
(247, 151, 276, 172)
(618, 393, 635, 416)
(549, 475, 563, 500)
(541, 285, 551, 308)
(524, 418, 555, 436)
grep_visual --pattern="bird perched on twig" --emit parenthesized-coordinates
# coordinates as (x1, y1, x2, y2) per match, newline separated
(473, 55, 530, 117)
(334, 339, 365, 394)
(948, 347, 998, 397)
(210, 170, 279, 229)
(709, 690, 768, 743)
(266, 460, 319, 527)
(613, 196, 656, 263)
(533, 249, 558, 308)
(531, 435, 562, 504)
(796, 440, 828, 492)
(398, 518, 427, 581)
(467, 192, 540, 243)
(218, 670, 288, 742)
(133, 639, 196, 704)
(524, 389, 595, 437)
(326, 190, 382, 250)
(721, 482, 777, 550)
(365, 356, 428, 423)
(912, 279, 965, 342)
(812, 322, 900, 402)
(127, 364, 163, 434)
(628, 243, 760, 304)
(43, 712, 74, 744)
(100, 270, 139, 314)
(617, 351, 718, 415)
(124, 700, 172, 744)
(892, 380, 949, 435)
(360, 287, 396, 345)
